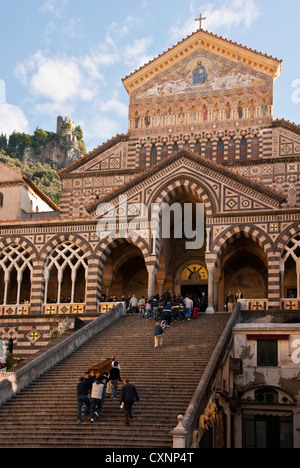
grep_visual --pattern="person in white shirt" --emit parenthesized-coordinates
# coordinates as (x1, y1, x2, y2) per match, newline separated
(183, 295, 193, 320)
(90, 377, 106, 423)
(129, 295, 138, 314)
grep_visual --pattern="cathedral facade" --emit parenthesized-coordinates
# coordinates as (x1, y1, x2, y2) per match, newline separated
(1, 29, 300, 352)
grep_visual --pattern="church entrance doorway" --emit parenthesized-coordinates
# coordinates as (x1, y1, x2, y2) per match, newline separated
(181, 285, 208, 299)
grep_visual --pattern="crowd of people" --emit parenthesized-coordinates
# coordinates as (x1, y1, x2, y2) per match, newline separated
(126, 291, 209, 322)
(77, 357, 139, 426)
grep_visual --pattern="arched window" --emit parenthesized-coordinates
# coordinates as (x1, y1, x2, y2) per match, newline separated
(216, 139, 224, 163)
(144, 111, 151, 128)
(194, 141, 201, 156)
(205, 140, 213, 159)
(202, 105, 208, 122)
(44, 242, 88, 304)
(225, 103, 231, 120)
(213, 104, 219, 122)
(183, 141, 190, 151)
(172, 142, 179, 153)
(139, 146, 146, 168)
(0, 193, 3, 208)
(240, 137, 248, 161)
(150, 145, 158, 166)
(228, 138, 236, 162)
(251, 136, 260, 160)
(161, 144, 168, 161)
(238, 102, 243, 119)
(134, 112, 139, 129)
(0, 243, 33, 305)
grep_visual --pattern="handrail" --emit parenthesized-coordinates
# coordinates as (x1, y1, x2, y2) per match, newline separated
(0, 303, 125, 408)
(172, 304, 241, 448)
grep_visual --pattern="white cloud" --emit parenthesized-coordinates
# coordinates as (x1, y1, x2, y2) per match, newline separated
(39, 0, 69, 18)
(169, 0, 261, 43)
(0, 103, 29, 136)
(98, 92, 128, 117)
(0, 80, 6, 104)
(15, 50, 106, 113)
(123, 36, 154, 68)
(80, 115, 122, 149)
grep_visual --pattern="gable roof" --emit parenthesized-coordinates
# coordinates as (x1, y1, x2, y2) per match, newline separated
(86, 149, 286, 216)
(0, 161, 59, 211)
(122, 29, 282, 95)
(58, 133, 129, 176)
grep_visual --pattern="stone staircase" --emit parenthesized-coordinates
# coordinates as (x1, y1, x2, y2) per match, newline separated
(0, 313, 230, 448)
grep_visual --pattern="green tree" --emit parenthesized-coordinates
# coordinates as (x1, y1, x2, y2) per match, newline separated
(74, 125, 83, 140)
(0, 134, 7, 151)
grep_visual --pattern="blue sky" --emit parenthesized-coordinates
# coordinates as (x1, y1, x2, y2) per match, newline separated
(0, 0, 299, 152)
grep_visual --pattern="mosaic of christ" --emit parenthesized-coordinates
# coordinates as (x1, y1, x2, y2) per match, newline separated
(136, 55, 266, 99)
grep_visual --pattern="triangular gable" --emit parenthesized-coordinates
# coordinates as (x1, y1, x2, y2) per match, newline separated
(58, 134, 129, 176)
(122, 29, 282, 96)
(87, 150, 285, 219)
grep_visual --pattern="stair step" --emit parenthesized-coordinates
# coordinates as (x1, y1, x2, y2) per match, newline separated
(0, 313, 230, 448)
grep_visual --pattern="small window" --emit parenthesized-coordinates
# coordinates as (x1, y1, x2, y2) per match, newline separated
(139, 146, 146, 168)
(150, 145, 157, 166)
(205, 140, 213, 159)
(228, 138, 236, 162)
(257, 340, 278, 367)
(252, 136, 260, 160)
(194, 141, 201, 156)
(255, 388, 278, 404)
(240, 137, 248, 161)
(0, 193, 3, 208)
(161, 144, 168, 160)
(216, 139, 224, 163)
(172, 142, 179, 153)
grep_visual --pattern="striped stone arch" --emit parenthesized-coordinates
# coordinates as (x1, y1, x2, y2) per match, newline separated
(94, 235, 151, 272)
(0, 236, 38, 260)
(0, 236, 38, 309)
(86, 235, 152, 310)
(275, 224, 300, 257)
(148, 174, 215, 217)
(212, 224, 275, 267)
(39, 233, 94, 263)
(212, 224, 282, 309)
(31, 234, 94, 313)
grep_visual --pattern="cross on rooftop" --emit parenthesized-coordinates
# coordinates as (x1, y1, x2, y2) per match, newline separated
(195, 13, 207, 31)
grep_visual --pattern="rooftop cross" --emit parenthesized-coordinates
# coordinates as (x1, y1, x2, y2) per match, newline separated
(195, 13, 207, 31)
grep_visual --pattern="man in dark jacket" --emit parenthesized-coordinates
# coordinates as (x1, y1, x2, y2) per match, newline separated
(120, 379, 140, 425)
(109, 362, 121, 399)
(77, 376, 92, 423)
(154, 322, 164, 349)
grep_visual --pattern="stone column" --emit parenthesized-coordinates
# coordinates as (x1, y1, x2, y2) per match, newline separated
(206, 264, 216, 314)
(30, 262, 45, 315)
(172, 415, 187, 448)
(280, 258, 285, 299)
(268, 254, 281, 310)
(297, 260, 300, 299)
(147, 265, 158, 300)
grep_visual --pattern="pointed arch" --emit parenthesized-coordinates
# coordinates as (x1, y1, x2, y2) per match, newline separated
(240, 137, 248, 161)
(251, 136, 260, 160)
(139, 145, 146, 168)
(150, 144, 158, 166)
(205, 140, 213, 159)
(216, 138, 224, 163)
(228, 138, 236, 162)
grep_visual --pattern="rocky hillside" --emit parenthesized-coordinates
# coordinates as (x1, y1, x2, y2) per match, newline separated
(0, 118, 86, 206)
